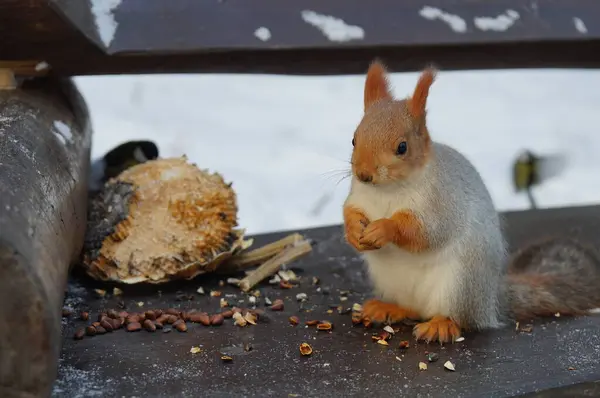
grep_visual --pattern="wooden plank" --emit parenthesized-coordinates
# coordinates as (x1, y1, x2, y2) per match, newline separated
(1, 0, 600, 76)
(55, 204, 600, 397)
(0, 77, 92, 396)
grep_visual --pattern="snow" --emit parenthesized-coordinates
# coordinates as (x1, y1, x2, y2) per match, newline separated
(301, 10, 365, 42)
(90, 0, 122, 47)
(74, 69, 600, 235)
(419, 6, 467, 33)
(474, 10, 520, 32)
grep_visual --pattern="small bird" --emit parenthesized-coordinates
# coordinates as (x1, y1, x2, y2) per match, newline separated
(512, 150, 567, 209)
(89, 140, 159, 192)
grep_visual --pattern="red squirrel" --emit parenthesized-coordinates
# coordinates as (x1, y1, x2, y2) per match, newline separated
(343, 60, 600, 344)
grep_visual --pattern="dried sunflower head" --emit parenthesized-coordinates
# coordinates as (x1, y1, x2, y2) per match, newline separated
(82, 156, 252, 283)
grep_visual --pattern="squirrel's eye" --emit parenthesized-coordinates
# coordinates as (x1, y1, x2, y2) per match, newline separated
(396, 141, 408, 155)
(352, 138, 355, 147)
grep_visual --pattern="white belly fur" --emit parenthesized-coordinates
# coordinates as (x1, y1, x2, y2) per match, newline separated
(346, 178, 460, 319)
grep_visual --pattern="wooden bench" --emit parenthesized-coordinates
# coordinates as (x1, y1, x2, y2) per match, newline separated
(0, 1, 599, 397)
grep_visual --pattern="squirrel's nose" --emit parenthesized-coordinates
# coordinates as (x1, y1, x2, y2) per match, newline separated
(357, 172, 373, 183)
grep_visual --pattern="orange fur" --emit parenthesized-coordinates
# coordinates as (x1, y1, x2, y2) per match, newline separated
(343, 205, 370, 252)
(351, 61, 434, 186)
(358, 210, 429, 252)
(364, 60, 393, 111)
(413, 315, 461, 344)
(408, 67, 437, 119)
(362, 299, 420, 324)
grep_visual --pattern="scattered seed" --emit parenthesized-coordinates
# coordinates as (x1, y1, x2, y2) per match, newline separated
(427, 353, 439, 362)
(265, 297, 272, 306)
(419, 362, 428, 371)
(326, 309, 333, 314)
(352, 303, 363, 312)
(251, 290, 261, 297)
(85, 326, 96, 336)
(519, 324, 534, 333)
(455, 337, 465, 342)
(289, 316, 300, 326)
(197, 287, 205, 295)
(127, 322, 142, 332)
(210, 290, 222, 297)
(73, 329, 85, 340)
(244, 312, 257, 325)
(163, 327, 172, 333)
(300, 343, 313, 356)
(95, 326, 107, 335)
(244, 343, 253, 352)
(270, 299, 284, 311)
(135, 301, 143, 307)
(555, 312, 561, 317)
(190, 346, 202, 354)
(269, 275, 281, 284)
(568, 366, 576, 371)
(316, 322, 332, 331)
(399, 340, 410, 349)
(94, 289, 106, 298)
(220, 298, 229, 308)
(143, 319, 156, 332)
(278, 269, 297, 282)
(113, 287, 123, 296)
(233, 312, 247, 327)
(306, 320, 319, 326)
(296, 293, 308, 301)
(377, 339, 389, 346)
(80, 312, 89, 321)
(312, 277, 320, 285)
(221, 355, 233, 362)
(444, 361, 456, 371)
(211, 314, 224, 326)
(249, 296, 257, 305)
(395, 356, 402, 362)
(340, 297, 348, 302)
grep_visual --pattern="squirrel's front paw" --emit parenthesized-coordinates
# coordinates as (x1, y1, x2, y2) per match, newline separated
(359, 219, 396, 250)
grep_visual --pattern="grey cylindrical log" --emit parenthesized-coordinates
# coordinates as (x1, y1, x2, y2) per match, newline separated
(0, 77, 92, 397)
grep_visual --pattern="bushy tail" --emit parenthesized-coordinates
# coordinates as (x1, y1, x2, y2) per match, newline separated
(506, 237, 600, 320)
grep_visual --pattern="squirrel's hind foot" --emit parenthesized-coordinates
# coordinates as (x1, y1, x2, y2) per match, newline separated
(413, 316, 461, 344)
(362, 299, 420, 324)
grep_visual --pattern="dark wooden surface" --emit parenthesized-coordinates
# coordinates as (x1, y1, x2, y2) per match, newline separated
(55, 204, 600, 398)
(1, 0, 600, 76)
(0, 78, 92, 397)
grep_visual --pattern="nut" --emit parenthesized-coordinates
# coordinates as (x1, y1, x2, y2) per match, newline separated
(399, 340, 410, 349)
(279, 281, 293, 289)
(85, 326, 96, 336)
(127, 322, 142, 332)
(80, 312, 89, 321)
(166, 308, 180, 316)
(100, 320, 114, 332)
(220, 355, 233, 362)
(73, 328, 85, 340)
(126, 315, 141, 324)
(305, 320, 319, 326)
(145, 310, 157, 320)
(299, 343, 313, 356)
(95, 326, 107, 335)
(289, 316, 299, 326)
(221, 310, 234, 319)
(143, 319, 156, 332)
(107, 309, 119, 319)
(210, 314, 224, 326)
(166, 315, 178, 324)
(174, 319, 188, 332)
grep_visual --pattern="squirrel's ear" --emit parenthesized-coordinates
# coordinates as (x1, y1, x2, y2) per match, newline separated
(408, 67, 437, 119)
(364, 59, 393, 112)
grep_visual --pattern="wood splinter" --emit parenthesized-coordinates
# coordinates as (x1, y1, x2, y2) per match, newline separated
(238, 239, 312, 292)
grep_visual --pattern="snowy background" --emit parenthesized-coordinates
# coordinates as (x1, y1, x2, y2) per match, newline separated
(74, 69, 600, 235)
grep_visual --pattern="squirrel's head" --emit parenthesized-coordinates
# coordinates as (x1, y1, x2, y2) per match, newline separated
(351, 60, 436, 186)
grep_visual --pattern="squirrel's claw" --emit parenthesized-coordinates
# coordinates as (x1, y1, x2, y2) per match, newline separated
(359, 219, 395, 249)
(413, 316, 461, 344)
(362, 299, 420, 324)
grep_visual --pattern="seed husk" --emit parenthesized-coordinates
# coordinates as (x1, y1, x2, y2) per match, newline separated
(280, 281, 293, 289)
(74, 328, 85, 340)
(419, 362, 428, 371)
(399, 340, 410, 349)
(289, 316, 299, 325)
(299, 343, 313, 356)
(221, 355, 233, 362)
(244, 312, 257, 325)
(444, 360, 456, 371)
(270, 299, 284, 311)
(143, 319, 156, 332)
(377, 339, 389, 346)
(233, 312, 247, 327)
(190, 346, 202, 354)
(305, 320, 319, 326)
(316, 321, 332, 331)
(210, 314, 224, 326)
(85, 326, 96, 336)
(127, 322, 142, 332)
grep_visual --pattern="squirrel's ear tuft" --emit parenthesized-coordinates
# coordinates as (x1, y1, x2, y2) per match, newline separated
(408, 67, 437, 119)
(364, 59, 393, 112)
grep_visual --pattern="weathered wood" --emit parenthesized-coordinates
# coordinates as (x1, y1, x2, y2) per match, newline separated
(1, 0, 600, 76)
(0, 77, 92, 396)
(55, 204, 600, 397)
